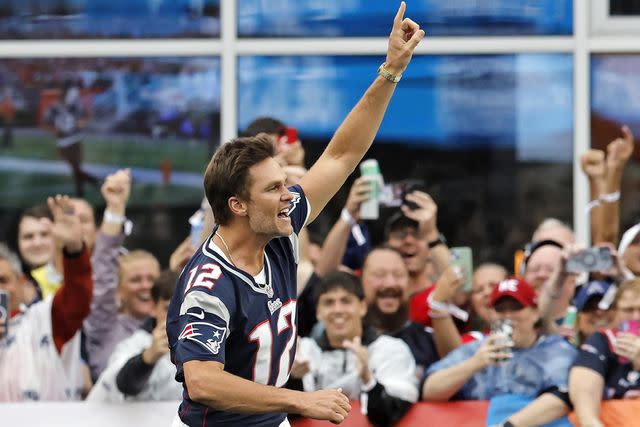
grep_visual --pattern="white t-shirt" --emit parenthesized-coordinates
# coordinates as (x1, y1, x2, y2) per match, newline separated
(87, 328, 181, 403)
(0, 297, 83, 401)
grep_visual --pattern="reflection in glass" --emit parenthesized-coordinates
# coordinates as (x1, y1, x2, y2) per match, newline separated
(591, 54, 640, 230)
(238, 54, 573, 265)
(0, 0, 220, 39)
(0, 57, 220, 208)
(610, 0, 640, 15)
(238, 0, 572, 37)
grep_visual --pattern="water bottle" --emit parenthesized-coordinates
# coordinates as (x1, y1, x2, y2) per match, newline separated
(189, 209, 205, 247)
(359, 159, 381, 220)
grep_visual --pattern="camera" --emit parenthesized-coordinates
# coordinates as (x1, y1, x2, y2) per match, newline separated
(565, 247, 613, 274)
(379, 179, 424, 209)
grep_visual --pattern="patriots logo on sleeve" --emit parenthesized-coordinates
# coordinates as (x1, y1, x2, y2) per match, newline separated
(289, 191, 301, 214)
(179, 322, 227, 355)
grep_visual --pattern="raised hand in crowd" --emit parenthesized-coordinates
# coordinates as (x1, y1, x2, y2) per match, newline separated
(169, 238, 197, 273)
(537, 244, 582, 333)
(401, 191, 438, 240)
(142, 322, 170, 365)
(581, 149, 606, 189)
(314, 177, 371, 277)
(581, 149, 607, 242)
(342, 336, 372, 384)
(100, 168, 132, 236)
(47, 195, 84, 253)
(584, 126, 635, 245)
(428, 265, 464, 357)
(276, 138, 306, 168)
(401, 190, 450, 278)
(606, 125, 634, 174)
(431, 265, 464, 304)
(345, 176, 373, 222)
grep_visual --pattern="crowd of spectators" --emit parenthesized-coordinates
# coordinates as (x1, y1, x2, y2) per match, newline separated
(0, 115, 639, 427)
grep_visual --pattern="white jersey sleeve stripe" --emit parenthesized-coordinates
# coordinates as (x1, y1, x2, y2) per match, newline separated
(303, 197, 312, 227)
(288, 197, 311, 264)
(180, 291, 231, 329)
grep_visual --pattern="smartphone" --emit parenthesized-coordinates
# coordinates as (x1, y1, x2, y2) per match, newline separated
(565, 247, 613, 274)
(379, 179, 424, 209)
(0, 290, 8, 339)
(619, 320, 640, 336)
(617, 320, 639, 364)
(450, 247, 473, 292)
(380, 182, 405, 207)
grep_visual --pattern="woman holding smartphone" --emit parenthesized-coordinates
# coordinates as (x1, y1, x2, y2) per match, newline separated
(569, 279, 640, 427)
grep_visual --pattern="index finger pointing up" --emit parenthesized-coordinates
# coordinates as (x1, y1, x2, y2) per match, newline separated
(393, 2, 407, 30)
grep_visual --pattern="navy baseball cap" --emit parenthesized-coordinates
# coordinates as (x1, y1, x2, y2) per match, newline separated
(574, 280, 613, 312)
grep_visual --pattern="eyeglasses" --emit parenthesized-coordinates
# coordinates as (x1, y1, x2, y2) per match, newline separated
(388, 228, 421, 241)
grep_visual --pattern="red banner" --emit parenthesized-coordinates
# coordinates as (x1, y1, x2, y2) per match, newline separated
(293, 400, 640, 427)
(292, 401, 488, 427)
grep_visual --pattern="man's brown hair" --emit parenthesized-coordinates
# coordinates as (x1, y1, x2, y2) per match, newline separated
(203, 135, 275, 225)
(151, 269, 179, 303)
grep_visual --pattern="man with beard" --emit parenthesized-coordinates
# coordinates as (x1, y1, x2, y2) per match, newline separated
(383, 192, 456, 328)
(361, 246, 461, 380)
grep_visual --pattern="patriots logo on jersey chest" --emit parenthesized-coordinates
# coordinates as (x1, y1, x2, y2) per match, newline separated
(179, 321, 227, 355)
(267, 298, 282, 315)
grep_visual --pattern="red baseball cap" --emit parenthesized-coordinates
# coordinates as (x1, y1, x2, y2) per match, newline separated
(490, 278, 537, 308)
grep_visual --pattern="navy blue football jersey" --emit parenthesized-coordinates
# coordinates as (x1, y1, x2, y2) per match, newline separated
(167, 185, 310, 427)
(572, 329, 640, 400)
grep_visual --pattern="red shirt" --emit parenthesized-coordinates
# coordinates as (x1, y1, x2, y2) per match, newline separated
(409, 285, 435, 327)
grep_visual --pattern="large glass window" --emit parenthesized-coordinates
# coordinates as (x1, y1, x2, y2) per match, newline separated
(591, 54, 640, 230)
(0, 0, 220, 39)
(238, 54, 573, 265)
(0, 56, 220, 209)
(238, 0, 572, 38)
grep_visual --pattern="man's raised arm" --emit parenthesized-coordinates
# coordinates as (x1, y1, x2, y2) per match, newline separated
(300, 2, 425, 223)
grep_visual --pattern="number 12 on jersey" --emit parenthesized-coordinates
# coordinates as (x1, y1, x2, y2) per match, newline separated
(248, 300, 297, 387)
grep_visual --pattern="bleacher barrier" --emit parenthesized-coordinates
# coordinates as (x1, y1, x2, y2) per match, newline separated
(1, 399, 640, 426)
(292, 399, 640, 427)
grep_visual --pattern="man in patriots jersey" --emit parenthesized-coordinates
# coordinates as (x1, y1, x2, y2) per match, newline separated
(569, 279, 640, 427)
(166, 3, 426, 426)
